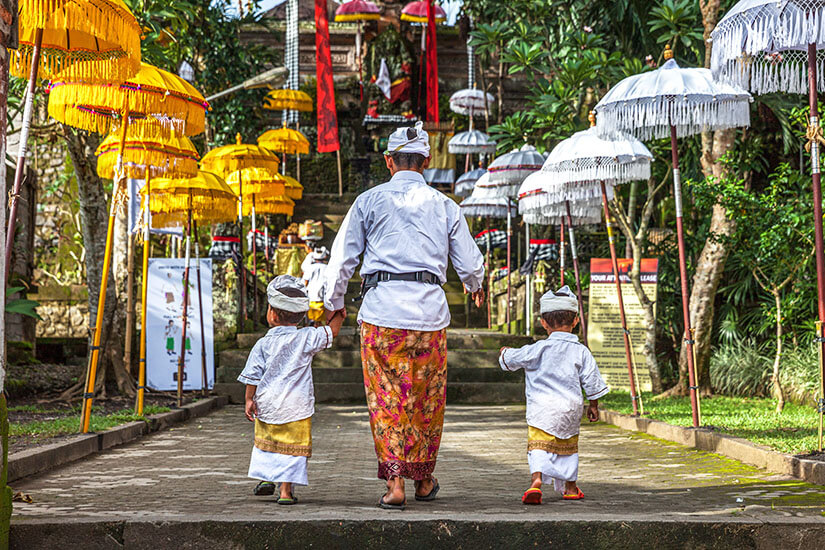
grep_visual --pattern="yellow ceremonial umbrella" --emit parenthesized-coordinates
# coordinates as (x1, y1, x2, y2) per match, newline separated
(263, 89, 313, 112)
(244, 195, 295, 217)
(200, 135, 281, 323)
(141, 171, 238, 406)
(258, 127, 310, 155)
(95, 133, 200, 415)
(50, 62, 207, 434)
(283, 175, 303, 201)
(6, 0, 142, 288)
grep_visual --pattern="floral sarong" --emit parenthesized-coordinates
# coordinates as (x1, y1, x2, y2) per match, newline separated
(360, 322, 447, 480)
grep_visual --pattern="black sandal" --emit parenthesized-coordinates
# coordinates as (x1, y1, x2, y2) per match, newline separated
(378, 495, 406, 510)
(277, 493, 298, 505)
(414, 478, 440, 502)
(253, 481, 276, 496)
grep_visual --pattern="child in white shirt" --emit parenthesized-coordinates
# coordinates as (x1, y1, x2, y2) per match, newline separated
(238, 275, 345, 504)
(499, 285, 609, 504)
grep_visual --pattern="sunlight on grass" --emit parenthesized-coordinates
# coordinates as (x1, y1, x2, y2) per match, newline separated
(11, 405, 171, 439)
(601, 392, 822, 455)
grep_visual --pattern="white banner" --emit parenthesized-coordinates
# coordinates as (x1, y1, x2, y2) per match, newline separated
(146, 258, 215, 391)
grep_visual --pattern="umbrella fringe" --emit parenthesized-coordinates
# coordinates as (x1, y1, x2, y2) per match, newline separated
(10, 44, 140, 82)
(541, 160, 651, 187)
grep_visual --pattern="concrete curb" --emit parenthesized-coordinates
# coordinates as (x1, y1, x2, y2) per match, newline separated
(8, 395, 229, 483)
(599, 407, 825, 486)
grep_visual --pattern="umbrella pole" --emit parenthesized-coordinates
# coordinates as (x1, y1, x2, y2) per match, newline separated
(486, 219, 492, 329)
(559, 219, 565, 286)
(238, 171, 247, 326)
(296, 121, 302, 182)
(252, 195, 259, 326)
(566, 200, 587, 346)
(525, 223, 531, 336)
(337, 149, 343, 196)
(177, 206, 193, 408)
(135, 173, 151, 415)
(193, 220, 208, 397)
(600, 180, 639, 416)
(124, 232, 135, 377)
(669, 119, 700, 428)
(807, 43, 825, 450)
(5, 28, 43, 283)
(264, 216, 270, 283)
(80, 112, 130, 433)
(506, 207, 512, 334)
(357, 22, 364, 101)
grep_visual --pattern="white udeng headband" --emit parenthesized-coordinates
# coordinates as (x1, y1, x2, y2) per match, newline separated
(540, 285, 578, 314)
(267, 275, 310, 312)
(384, 121, 431, 156)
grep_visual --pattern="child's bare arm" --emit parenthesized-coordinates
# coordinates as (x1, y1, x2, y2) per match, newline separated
(586, 399, 599, 422)
(244, 384, 257, 422)
(327, 308, 346, 338)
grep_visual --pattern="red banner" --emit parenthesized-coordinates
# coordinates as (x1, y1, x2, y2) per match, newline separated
(425, 0, 439, 123)
(315, 0, 340, 153)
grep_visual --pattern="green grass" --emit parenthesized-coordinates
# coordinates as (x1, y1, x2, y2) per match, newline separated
(601, 392, 823, 455)
(11, 405, 171, 439)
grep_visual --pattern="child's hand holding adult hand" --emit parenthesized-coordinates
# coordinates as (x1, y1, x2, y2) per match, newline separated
(245, 400, 258, 422)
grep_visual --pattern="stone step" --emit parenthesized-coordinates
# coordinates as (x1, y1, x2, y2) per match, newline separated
(214, 380, 525, 405)
(217, 348, 507, 374)
(219, 365, 523, 385)
(235, 327, 534, 351)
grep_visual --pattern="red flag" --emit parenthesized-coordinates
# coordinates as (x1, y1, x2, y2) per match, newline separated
(426, 0, 439, 123)
(315, 0, 340, 153)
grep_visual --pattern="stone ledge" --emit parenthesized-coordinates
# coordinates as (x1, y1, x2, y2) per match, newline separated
(8, 396, 228, 483)
(600, 408, 825, 486)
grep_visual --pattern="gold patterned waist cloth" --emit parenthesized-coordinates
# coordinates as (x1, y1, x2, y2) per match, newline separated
(254, 417, 312, 457)
(527, 425, 578, 455)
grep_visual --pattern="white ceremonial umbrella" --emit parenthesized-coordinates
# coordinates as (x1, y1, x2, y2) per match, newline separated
(460, 190, 517, 330)
(455, 168, 486, 197)
(448, 130, 497, 154)
(449, 88, 495, 116)
(518, 170, 603, 340)
(594, 47, 751, 424)
(486, 144, 545, 197)
(540, 115, 655, 415)
(711, 0, 825, 448)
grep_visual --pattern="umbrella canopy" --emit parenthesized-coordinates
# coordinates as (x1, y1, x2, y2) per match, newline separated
(448, 130, 497, 154)
(594, 51, 752, 139)
(263, 89, 313, 112)
(711, 0, 825, 94)
(200, 134, 281, 177)
(142, 170, 238, 228)
(284, 176, 303, 200)
(449, 88, 495, 116)
(518, 170, 612, 221)
(537, 126, 653, 203)
(225, 167, 287, 199)
(11, 0, 141, 82)
(242, 194, 295, 217)
(258, 127, 310, 155)
(486, 144, 544, 197)
(401, 1, 446, 24)
(455, 168, 486, 197)
(95, 133, 199, 180)
(459, 193, 516, 218)
(48, 62, 208, 137)
(335, 0, 381, 21)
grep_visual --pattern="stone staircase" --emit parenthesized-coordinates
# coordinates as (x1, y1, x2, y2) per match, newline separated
(213, 194, 533, 405)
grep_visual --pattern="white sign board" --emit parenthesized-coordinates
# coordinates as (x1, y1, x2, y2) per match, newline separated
(146, 258, 215, 391)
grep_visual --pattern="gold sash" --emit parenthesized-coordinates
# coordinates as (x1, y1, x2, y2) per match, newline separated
(254, 417, 312, 457)
(527, 425, 578, 455)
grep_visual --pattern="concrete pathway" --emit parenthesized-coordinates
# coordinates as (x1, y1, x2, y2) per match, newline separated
(10, 405, 825, 548)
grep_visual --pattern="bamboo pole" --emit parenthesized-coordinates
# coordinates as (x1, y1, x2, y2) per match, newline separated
(81, 112, 131, 433)
(565, 201, 587, 345)
(6, 29, 43, 283)
(251, 194, 259, 326)
(669, 112, 700, 428)
(177, 204, 193, 407)
(238, 170, 247, 325)
(336, 149, 343, 196)
(600, 180, 639, 417)
(124, 232, 135, 376)
(193, 220, 208, 396)
(135, 173, 151, 415)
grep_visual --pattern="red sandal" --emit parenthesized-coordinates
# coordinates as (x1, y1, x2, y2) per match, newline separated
(563, 487, 584, 500)
(522, 487, 542, 505)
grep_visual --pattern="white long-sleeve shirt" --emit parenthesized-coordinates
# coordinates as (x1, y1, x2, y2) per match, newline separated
(499, 332, 609, 439)
(238, 325, 333, 425)
(301, 256, 327, 302)
(323, 170, 485, 331)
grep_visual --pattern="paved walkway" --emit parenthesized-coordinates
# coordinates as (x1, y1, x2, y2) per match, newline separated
(11, 405, 825, 524)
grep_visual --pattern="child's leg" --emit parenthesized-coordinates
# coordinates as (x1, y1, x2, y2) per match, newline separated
(280, 482, 293, 499)
(564, 480, 578, 494)
(530, 472, 542, 490)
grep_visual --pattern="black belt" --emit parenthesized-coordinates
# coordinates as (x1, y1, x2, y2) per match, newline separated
(359, 271, 441, 300)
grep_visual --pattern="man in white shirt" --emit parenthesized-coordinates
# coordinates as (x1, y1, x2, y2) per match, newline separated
(323, 122, 485, 510)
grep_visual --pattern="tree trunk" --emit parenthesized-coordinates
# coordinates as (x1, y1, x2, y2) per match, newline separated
(496, 48, 504, 124)
(61, 127, 134, 400)
(625, 180, 638, 259)
(772, 290, 785, 413)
